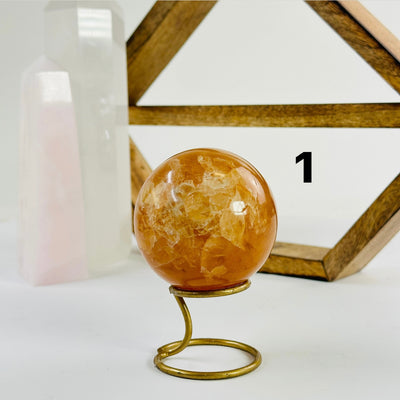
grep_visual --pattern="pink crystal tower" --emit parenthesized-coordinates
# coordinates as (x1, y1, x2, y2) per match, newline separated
(19, 56, 87, 285)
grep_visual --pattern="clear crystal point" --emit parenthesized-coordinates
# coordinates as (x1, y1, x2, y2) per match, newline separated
(44, 1, 132, 273)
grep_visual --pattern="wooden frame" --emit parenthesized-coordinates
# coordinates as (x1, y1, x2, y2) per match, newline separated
(127, 1, 400, 281)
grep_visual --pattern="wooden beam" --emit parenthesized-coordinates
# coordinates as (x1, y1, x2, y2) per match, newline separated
(338, 1, 400, 64)
(126, 0, 216, 105)
(260, 242, 329, 280)
(129, 104, 400, 128)
(323, 173, 400, 281)
(306, 1, 400, 95)
(130, 138, 152, 206)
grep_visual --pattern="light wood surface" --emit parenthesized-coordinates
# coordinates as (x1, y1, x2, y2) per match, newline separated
(306, 1, 400, 95)
(260, 242, 329, 280)
(271, 242, 330, 260)
(129, 104, 400, 128)
(338, 1, 400, 64)
(126, 1, 216, 105)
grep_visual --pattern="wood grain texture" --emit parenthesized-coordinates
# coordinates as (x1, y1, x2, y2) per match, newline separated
(130, 138, 152, 206)
(272, 242, 330, 260)
(126, 0, 216, 105)
(260, 242, 329, 279)
(338, 1, 400, 63)
(335, 209, 400, 280)
(306, 1, 400, 95)
(129, 104, 400, 128)
(323, 173, 400, 281)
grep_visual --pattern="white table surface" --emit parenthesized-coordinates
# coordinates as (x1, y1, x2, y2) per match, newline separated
(1, 220, 399, 400)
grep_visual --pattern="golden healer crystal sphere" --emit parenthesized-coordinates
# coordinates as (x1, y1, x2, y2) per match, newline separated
(134, 149, 277, 291)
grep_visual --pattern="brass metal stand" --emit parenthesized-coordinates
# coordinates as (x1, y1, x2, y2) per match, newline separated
(154, 280, 262, 380)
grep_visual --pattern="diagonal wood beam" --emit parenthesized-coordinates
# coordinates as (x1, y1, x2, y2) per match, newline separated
(338, 1, 400, 64)
(306, 1, 400, 95)
(323, 173, 400, 281)
(127, 1, 216, 215)
(129, 103, 400, 128)
(126, 0, 216, 105)
(130, 138, 152, 207)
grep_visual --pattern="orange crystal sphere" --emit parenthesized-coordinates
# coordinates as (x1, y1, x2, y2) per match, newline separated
(134, 149, 277, 291)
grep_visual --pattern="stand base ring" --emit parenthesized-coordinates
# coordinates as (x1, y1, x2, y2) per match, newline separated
(154, 337, 262, 380)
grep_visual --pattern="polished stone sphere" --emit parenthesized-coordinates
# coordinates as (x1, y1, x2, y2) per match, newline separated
(134, 148, 277, 291)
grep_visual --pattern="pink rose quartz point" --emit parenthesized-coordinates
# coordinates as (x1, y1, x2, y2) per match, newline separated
(19, 56, 88, 285)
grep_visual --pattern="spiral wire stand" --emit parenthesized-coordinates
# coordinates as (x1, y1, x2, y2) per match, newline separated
(154, 280, 262, 380)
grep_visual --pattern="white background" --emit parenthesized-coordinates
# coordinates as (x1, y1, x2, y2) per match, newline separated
(0, 1, 399, 399)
